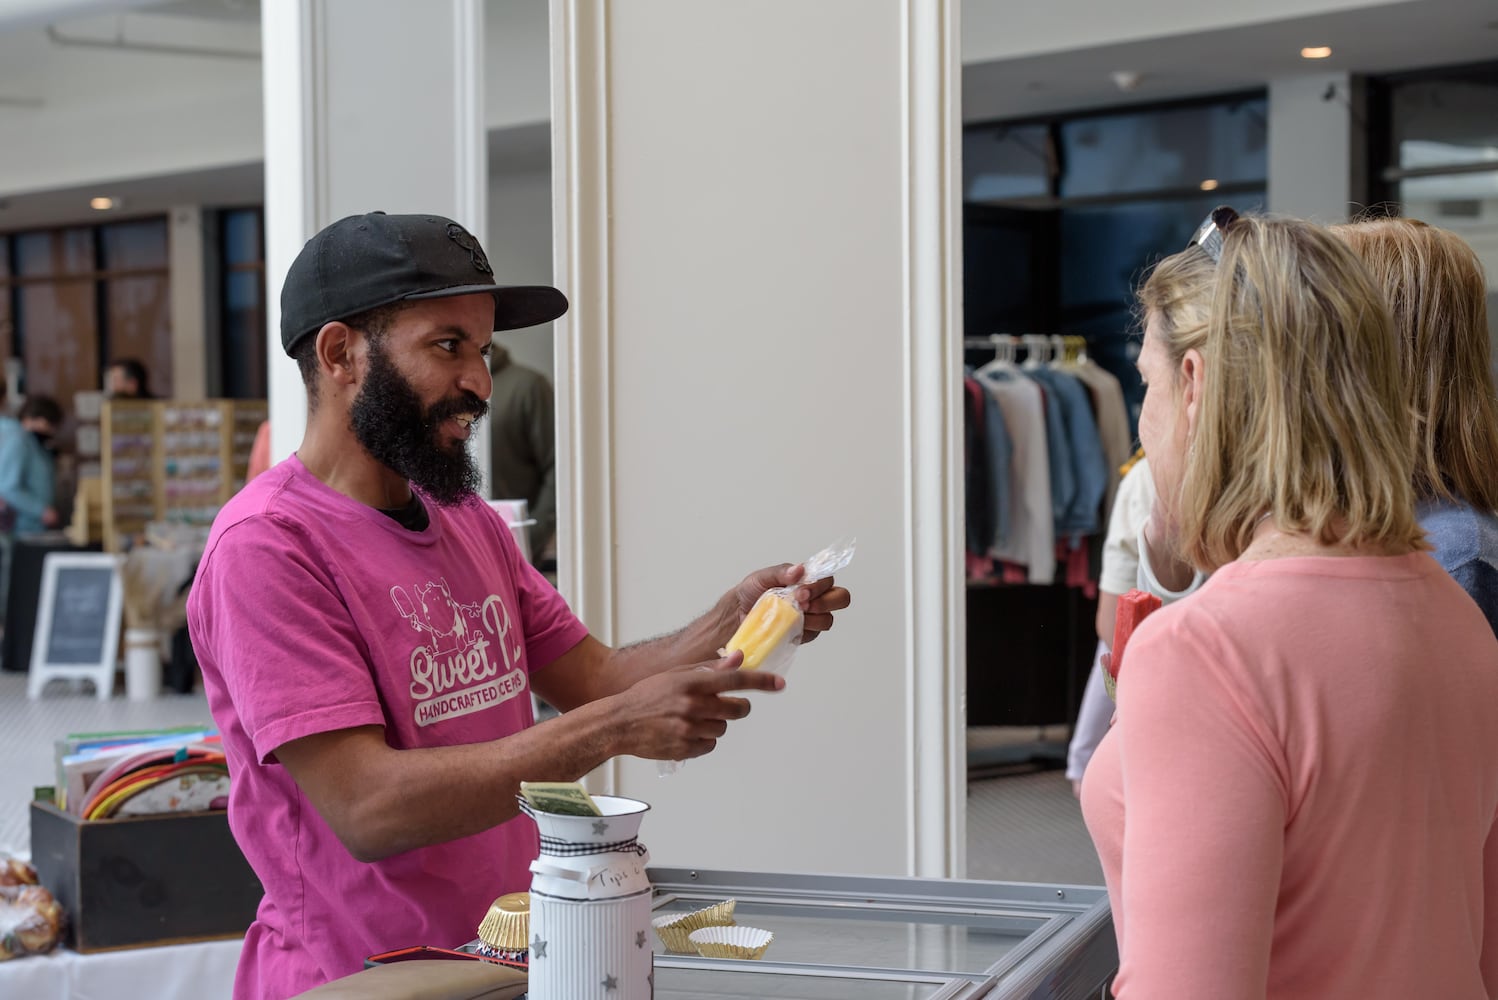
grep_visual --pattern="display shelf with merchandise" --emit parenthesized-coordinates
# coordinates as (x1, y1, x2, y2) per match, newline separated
(100, 399, 268, 552)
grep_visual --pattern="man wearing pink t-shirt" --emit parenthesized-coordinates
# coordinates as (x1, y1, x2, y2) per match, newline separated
(187, 212, 851, 1000)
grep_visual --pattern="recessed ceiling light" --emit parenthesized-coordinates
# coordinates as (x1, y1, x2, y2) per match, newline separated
(1200, 179, 1220, 192)
(90, 196, 117, 211)
(1300, 46, 1333, 59)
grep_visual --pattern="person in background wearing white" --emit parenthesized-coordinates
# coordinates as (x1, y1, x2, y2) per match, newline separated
(1067, 452, 1210, 797)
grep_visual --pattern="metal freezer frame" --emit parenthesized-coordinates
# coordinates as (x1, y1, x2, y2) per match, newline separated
(645, 867, 1116, 999)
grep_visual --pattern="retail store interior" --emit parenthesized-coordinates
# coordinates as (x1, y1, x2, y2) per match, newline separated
(0, 0, 1495, 996)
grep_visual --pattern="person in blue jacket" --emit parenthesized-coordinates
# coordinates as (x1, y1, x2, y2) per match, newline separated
(0, 382, 59, 627)
(0, 384, 57, 536)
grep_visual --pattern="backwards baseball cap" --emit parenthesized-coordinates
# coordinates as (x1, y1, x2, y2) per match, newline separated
(279, 211, 568, 356)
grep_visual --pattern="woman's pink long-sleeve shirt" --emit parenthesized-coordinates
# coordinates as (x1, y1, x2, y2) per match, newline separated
(1083, 551, 1498, 999)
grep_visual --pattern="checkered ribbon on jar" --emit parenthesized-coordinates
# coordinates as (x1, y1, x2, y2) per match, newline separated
(537, 835, 648, 858)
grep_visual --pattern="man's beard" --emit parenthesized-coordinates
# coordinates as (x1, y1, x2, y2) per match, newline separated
(349, 342, 489, 507)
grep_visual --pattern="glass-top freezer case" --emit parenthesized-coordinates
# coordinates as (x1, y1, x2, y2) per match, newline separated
(645, 868, 1116, 999)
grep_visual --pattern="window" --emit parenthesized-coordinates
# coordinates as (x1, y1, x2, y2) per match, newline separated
(1371, 62, 1498, 360)
(218, 207, 267, 400)
(101, 220, 172, 399)
(963, 93, 1268, 432)
(0, 217, 172, 417)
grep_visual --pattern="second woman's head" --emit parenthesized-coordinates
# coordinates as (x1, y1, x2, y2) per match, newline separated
(1331, 217, 1498, 512)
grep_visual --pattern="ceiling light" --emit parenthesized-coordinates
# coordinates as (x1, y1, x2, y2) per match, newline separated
(1300, 46, 1333, 59)
(1200, 179, 1220, 192)
(90, 196, 117, 211)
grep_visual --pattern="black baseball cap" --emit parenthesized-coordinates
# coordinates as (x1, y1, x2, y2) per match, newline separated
(279, 211, 569, 356)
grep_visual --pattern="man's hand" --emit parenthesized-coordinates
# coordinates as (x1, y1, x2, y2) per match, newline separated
(608, 652, 785, 760)
(731, 564, 852, 644)
(41, 506, 59, 529)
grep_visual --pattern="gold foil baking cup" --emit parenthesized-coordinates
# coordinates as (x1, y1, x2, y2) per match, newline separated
(651, 898, 737, 953)
(477, 892, 531, 953)
(689, 925, 774, 960)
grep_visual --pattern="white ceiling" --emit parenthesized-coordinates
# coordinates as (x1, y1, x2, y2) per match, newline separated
(0, 0, 1494, 233)
(0, 161, 261, 231)
(963, 0, 1498, 122)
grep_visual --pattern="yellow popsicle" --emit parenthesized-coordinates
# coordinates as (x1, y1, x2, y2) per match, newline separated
(724, 592, 800, 670)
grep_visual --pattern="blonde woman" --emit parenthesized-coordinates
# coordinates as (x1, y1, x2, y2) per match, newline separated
(1333, 217, 1498, 634)
(1080, 210, 1498, 999)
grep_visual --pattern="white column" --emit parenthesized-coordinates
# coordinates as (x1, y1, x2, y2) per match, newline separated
(168, 205, 208, 400)
(261, 0, 487, 477)
(552, 0, 964, 878)
(1268, 72, 1355, 223)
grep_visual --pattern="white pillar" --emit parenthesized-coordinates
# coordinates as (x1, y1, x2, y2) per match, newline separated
(552, 0, 965, 878)
(1268, 72, 1355, 223)
(168, 204, 208, 400)
(261, 0, 487, 477)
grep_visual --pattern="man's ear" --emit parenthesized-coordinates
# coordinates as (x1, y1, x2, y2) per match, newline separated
(316, 322, 362, 388)
(1181, 347, 1206, 434)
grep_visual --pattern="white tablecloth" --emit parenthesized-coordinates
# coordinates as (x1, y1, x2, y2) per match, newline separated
(0, 937, 242, 1000)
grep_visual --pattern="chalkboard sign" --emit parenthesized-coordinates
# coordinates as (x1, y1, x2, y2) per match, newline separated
(27, 554, 124, 701)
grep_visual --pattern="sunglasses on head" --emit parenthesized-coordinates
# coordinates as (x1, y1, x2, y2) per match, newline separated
(1188, 205, 1241, 263)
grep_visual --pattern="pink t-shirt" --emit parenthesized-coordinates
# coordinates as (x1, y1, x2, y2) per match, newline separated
(1082, 552, 1498, 999)
(187, 456, 587, 1000)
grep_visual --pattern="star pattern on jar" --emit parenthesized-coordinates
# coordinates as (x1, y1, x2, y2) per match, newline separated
(602, 973, 618, 991)
(636, 930, 647, 948)
(531, 934, 547, 958)
(592, 819, 609, 836)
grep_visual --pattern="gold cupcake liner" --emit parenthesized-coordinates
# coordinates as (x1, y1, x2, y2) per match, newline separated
(477, 892, 531, 952)
(651, 898, 737, 953)
(689, 925, 774, 960)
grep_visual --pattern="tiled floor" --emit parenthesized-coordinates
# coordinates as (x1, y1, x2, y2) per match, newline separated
(0, 670, 215, 856)
(1, 672, 1104, 888)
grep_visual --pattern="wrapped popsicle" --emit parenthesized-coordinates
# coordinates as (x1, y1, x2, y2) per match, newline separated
(722, 538, 856, 677)
(659, 539, 855, 778)
(724, 592, 802, 671)
(1105, 588, 1162, 700)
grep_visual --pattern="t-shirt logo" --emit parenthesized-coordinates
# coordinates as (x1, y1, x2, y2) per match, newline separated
(390, 578, 527, 727)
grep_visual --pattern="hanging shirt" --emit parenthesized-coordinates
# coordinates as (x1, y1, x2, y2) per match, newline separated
(975, 367, 1055, 584)
(1031, 367, 1109, 538)
(1067, 360, 1133, 523)
(976, 372, 1014, 552)
(963, 376, 996, 559)
(1020, 368, 1077, 540)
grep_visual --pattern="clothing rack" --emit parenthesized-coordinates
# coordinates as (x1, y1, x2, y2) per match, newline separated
(963, 334, 1090, 365)
(962, 330, 1129, 753)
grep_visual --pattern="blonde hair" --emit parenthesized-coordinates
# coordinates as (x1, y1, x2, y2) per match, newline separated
(1331, 217, 1498, 511)
(1139, 215, 1424, 570)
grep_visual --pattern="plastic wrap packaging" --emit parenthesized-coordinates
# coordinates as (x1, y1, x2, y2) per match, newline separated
(722, 539, 855, 678)
(0, 883, 65, 961)
(0, 856, 37, 888)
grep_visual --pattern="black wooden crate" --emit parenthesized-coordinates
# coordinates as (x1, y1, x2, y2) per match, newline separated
(30, 801, 262, 952)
